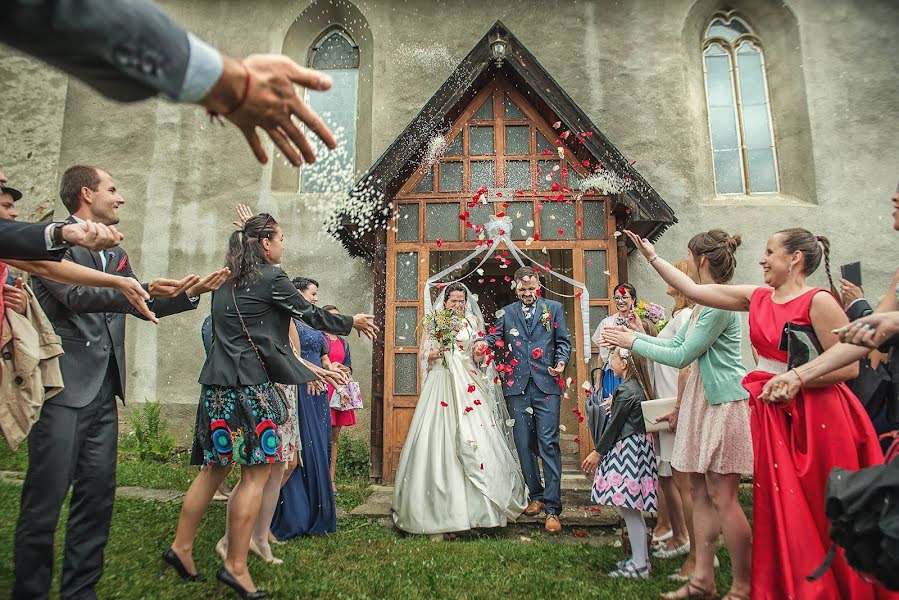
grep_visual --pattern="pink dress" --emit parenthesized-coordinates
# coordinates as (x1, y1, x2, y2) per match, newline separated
(327, 336, 356, 427)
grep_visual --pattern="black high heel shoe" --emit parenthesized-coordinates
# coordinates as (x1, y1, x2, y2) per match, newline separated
(160, 547, 206, 582)
(216, 565, 269, 599)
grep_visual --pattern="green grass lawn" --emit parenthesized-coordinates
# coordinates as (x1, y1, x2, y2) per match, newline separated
(0, 441, 748, 599)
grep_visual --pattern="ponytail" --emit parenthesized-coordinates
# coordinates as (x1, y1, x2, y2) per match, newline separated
(225, 213, 278, 288)
(775, 228, 841, 302)
(817, 235, 841, 303)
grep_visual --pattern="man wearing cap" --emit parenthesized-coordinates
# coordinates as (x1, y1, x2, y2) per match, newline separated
(0, 182, 28, 315)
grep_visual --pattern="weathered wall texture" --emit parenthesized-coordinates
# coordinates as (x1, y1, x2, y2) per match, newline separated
(1, 0, 896, 444)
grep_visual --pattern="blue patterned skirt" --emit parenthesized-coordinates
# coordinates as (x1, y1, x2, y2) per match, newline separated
(592, 433, 658, 512)
(191, 382, 286, 467)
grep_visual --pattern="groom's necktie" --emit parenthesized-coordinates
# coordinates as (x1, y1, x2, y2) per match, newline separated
(523, 305, 533, 320)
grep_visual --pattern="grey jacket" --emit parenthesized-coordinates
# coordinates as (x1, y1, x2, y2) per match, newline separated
(3, 0, 192, 102)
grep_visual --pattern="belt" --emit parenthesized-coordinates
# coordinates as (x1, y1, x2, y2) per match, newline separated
(757, 357, 788, 375)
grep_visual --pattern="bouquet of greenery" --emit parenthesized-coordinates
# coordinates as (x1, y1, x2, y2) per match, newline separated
(421, 308, 464, 367)
(635, 300, 668, 333)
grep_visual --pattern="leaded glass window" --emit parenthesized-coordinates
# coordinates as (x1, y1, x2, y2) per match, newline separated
(703, 15, 778, 194)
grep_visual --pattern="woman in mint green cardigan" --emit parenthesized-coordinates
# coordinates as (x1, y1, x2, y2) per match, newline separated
(602, 229, 752, 600)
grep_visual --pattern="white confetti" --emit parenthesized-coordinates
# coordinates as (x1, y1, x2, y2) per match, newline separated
(505, 419, 516, 427)
(613, 231, 623, 237)
(556, 147, 565, 159)
(524, 407, 534, 414)
(541, 247, 548, 254)
(509, 328, 520, 337)
(495, 309, 506, 318)
(559, 424, 567, 432)
(526, 220, 534, 227)
(519, 229, 528, 237)
(603, 270, 611, 276)
(525, 237, 534, 246)
(476, 268, 484, 276)
(566, 377, 574, 387)
(581, 381, 592, 390)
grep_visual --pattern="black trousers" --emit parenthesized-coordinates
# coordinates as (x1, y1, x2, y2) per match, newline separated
(13, 358, 119, 600)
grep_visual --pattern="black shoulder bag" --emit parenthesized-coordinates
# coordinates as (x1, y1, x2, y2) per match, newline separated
(230, 288, 290, 426)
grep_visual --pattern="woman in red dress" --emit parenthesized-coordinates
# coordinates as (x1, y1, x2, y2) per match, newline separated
(624, 227, 896, 600)
(322, 305, 356, 494)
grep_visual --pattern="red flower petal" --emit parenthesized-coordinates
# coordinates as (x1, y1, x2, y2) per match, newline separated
(582, 160, 590, 167)
(510, 358, 519, 366)
(531, 348, 544, 360)
(574, 437, 581, 443)
(440, 401, 448, 407)
(467, 384, 476, 393)
(557, 229, 564, 235)
(488, 326, 497, 334)
(436, 238, 444, 247)
(474, 399, 482, 405)
(496, 340, 506, 348)
(552, 121, 561, 129)
(560, 131, 571, 139)
(576, 219, 582, 226)
(550, 182, 561, 192)
(464, 406, 473, 413)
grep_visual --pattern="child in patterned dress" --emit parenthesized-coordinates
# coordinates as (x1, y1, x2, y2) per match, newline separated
(582, 346, 658, 579)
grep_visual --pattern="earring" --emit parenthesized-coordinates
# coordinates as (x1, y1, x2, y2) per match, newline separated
(788, 264, 793, 275)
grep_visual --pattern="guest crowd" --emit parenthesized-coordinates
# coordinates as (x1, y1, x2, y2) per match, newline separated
(1, 1, 898, 599)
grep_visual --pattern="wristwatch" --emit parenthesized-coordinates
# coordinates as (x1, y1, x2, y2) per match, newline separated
(50, 222, 73, 248)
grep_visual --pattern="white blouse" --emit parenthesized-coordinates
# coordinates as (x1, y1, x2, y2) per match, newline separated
(651, 307, 694, 398)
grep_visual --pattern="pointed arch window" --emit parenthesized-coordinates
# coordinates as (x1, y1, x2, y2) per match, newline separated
(703, 14, 778, 194)
(301, 29, 360, 193)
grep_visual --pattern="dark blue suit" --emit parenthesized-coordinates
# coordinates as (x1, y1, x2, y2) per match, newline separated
(487, 298, 571, 515)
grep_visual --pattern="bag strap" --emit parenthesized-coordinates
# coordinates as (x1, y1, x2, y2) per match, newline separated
(231, 286, 273, 384)
(806, 544, 837, 582)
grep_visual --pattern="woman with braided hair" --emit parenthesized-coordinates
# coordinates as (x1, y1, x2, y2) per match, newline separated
(620, 226, 894, 600)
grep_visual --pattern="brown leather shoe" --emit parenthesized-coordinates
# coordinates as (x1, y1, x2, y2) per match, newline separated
(523, 500, 545, 516)
(545, 514, 561, 533)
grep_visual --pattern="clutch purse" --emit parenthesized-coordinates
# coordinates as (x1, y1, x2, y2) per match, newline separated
(641, 397, 676, 433)
(329, 380, 363, 411)
(778, 322, 824, 369)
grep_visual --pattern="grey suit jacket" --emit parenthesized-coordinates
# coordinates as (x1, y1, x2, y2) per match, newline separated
(0, 220, 66, 261)
(2, 0, 191, 101)
(33, 241, 197, 408)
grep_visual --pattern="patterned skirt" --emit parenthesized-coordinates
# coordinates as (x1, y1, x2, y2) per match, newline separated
(191, 382, 287, 467)
(592, 433, 658, 512)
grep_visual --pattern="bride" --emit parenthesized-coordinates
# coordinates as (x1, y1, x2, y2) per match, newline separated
(392, 282, 527, 535)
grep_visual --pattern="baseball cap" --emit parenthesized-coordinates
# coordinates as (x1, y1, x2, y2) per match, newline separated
(0, 186, 22, 202)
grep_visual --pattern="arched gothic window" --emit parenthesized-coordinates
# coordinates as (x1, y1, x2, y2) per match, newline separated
(703, 14, 778, 194)
(301, 29, 360, 193)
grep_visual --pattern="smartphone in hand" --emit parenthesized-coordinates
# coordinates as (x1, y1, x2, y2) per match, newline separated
(840, 262, 862, 287)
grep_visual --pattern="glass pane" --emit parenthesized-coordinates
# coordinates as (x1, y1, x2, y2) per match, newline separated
(589, 305, 609, 335)
(395, 203, 419, 242)
(713, 149, 744, 194)
(504, 201, 533, 240)
(444, 134, 463, 157)
(393, 353, 418, 395)
(301, 69, 358, 192)
(709, 106, 740, 151)
(396, 252, 418, 301)
(536, 130, 555, 155)
(425, 203, 461, 241)
(705, 17, 750, 43)
(568, 168, 583, 191)
(414, 167, 433, 192)
(582, 201, 606, 239)
(470, 126, 495, 155)
(466, 202, 494, 241)
(504, 94, 526, 119)
(394, 306, 418, 346)
(474, 97, 494, 120)
(439, 161, 463, 192)
(504, 160, 531, 190)
(537, 160, 561, 190)
(505, 126, 530, 155)
(541, 202, 576, 240)
(741, 104, 773, 150)
(704, 49, 736, 108)
(311, 31, 360, 69)
(747, 148, 778, 193)
(585, 251, 608, 299)
(735, 44, 767, 106)
(470, 161, 495, 189)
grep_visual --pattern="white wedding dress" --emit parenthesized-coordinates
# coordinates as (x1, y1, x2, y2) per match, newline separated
(392, 313, 527, 534)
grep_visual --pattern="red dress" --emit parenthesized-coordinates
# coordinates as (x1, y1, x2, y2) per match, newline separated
(326, 335, 356, 427)
(743, 287, 896, 599)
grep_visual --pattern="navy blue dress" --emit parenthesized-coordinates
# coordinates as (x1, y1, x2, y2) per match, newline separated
(270, 319, 336, 538)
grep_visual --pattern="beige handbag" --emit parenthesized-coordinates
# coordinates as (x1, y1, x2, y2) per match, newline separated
(641, 397, 676, 433)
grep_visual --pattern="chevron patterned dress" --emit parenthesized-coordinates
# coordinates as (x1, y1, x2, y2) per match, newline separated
(592, 433, 658, 512)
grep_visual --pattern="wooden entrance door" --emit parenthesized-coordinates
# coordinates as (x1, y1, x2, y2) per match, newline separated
(381, 78, 619, 482)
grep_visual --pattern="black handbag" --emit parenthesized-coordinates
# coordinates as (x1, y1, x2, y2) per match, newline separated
(229, 288, 290, 426)
(848, 357, 893, 421)
(779, 322, 824, 369)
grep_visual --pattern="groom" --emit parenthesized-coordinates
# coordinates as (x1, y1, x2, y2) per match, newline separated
(479, 266, 571, 533)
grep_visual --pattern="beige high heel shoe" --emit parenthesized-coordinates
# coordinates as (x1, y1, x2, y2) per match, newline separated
(249, 539, 283, 566)
(215, 537, 227, 562)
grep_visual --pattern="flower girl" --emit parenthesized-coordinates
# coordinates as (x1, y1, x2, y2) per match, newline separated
(581, 346, 658, 579)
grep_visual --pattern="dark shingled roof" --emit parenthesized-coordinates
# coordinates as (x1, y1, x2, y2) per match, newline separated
(332, 21, 676, 259)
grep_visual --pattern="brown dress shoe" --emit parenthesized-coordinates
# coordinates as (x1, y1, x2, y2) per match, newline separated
(545, 515, 562, 533)
(523, 500, 545, 516)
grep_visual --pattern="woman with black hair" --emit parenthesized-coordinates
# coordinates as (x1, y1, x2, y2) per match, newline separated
(163, 214, 376, 599)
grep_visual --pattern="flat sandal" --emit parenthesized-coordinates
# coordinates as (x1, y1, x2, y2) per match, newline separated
(661, 581, 720, 600)
(722, 593, 749, 600)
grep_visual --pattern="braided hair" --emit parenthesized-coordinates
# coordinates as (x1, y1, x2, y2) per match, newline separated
(775, 228, 841, 302)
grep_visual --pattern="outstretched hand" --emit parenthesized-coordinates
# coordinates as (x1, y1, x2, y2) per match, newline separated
(148, 275, 200, 298)
(232, 204, 253, 228)
(623, 230, 656, 261)
(186, 268, 231, 297)
(204, 54, 338, 167)
(352, 314, 378, 340)
(62, 221, 124, 251)
(601, 326, 636, 349)
(548, 361, 566, 377)
(115, 277, 157, 323)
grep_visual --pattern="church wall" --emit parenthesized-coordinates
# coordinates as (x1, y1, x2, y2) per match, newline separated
(0, 0, 896, 445)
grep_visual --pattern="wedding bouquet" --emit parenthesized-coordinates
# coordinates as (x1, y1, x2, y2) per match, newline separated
(421, 308, 464, 367)
(635, 301, 668, 333)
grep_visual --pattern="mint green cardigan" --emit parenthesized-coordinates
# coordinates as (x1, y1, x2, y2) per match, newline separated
(632, 307, 748, 404)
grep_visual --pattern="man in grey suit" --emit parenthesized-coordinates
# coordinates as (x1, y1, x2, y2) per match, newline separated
(13, 165, 228, 600)
(3, 0, 338, 168)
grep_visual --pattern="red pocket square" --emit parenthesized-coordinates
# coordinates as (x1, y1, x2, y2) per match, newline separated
(115, 255, 129, 272)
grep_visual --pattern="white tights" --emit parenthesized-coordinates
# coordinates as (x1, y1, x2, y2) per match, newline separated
(621, 507, 649, 568)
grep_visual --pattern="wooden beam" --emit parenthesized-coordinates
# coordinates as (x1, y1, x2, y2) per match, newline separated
(368, 226, 388, 482)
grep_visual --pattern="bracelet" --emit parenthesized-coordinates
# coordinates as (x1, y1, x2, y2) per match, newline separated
(791, 368, 806, 388)
(207, 60, 252, 120)
(648, 254, 659, 264)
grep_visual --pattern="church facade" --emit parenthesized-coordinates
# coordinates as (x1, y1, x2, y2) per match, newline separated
(1, 0, 896, 480)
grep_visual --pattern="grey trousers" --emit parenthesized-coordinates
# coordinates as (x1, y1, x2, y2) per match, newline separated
(13, 358, 119, 600)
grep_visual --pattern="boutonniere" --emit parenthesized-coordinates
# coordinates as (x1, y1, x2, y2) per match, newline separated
(115, 255, 129, 273)
(540, 305, 552, 332)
